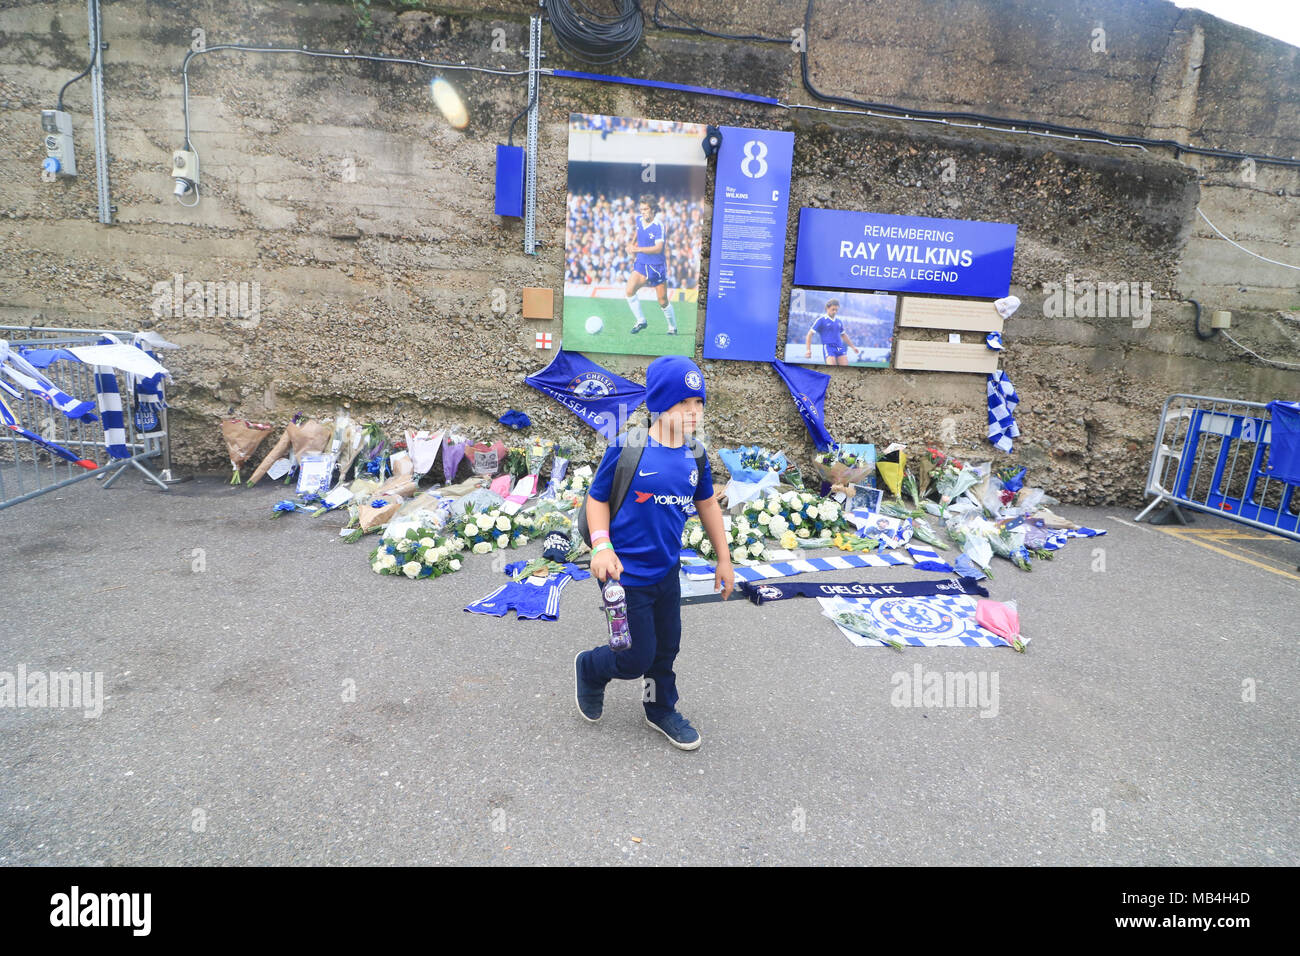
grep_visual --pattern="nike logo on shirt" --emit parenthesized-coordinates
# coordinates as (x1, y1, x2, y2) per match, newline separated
(638, 469, 658, 476)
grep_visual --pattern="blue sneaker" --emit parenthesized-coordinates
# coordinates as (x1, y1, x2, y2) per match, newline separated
(644, 711, 702, 751)
(574, 651, 604, 722)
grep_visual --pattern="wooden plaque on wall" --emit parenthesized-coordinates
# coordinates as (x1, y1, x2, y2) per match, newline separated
(898, 296, 1004, 333)
(894, 339, 1000, 374)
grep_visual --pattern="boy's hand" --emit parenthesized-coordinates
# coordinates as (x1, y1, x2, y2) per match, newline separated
(713, 558, 735, 601)
(591, 548, 623, 583)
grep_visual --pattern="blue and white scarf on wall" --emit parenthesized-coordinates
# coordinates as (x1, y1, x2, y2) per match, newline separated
(986, 369, 1020, 453)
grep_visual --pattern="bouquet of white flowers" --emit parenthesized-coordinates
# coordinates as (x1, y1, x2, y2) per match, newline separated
(725, 513, 769, 565)
(743, 490, 848, 543)
(456, 508, 535, 554)
(370, 528, 465, 579)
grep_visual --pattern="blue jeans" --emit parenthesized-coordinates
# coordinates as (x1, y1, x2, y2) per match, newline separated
(580, 567, 681, 721)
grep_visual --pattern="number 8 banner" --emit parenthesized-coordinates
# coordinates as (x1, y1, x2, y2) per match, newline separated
(702, 126, 796, 362)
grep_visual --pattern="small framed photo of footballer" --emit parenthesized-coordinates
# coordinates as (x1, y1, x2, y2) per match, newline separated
(782, 287, 897, 368)
(848, 482, 882, 515)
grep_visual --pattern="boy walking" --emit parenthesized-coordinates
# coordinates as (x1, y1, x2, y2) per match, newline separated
(574, 356, 734, 750)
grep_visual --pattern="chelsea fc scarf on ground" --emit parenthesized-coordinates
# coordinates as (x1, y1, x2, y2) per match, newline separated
(740, 576, 988, 605)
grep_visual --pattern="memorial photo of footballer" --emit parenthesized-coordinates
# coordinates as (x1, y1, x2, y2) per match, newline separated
(781, 287, 898, 368)
(564, 113, 707, 358)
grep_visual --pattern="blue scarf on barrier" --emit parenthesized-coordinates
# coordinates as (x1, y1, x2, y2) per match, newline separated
(0, 393, 97, 469)
(0, 344, 98, 423)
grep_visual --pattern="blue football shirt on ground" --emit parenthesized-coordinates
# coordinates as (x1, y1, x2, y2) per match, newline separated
(589, 435, 714, 587)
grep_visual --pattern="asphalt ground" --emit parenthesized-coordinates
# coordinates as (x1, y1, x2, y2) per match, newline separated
(1, 475, 1297, 866)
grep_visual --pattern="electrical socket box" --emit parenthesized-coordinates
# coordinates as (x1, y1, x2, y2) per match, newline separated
(1211, 310, 1233, 330)
(41, 109, 76, 178)
(171, 149, 199, 196)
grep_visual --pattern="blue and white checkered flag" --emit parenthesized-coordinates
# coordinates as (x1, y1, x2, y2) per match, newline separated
(987, 370, 1020, 453)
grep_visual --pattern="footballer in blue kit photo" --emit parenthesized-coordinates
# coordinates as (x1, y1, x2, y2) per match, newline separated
(783, 287, 898, 369)
(563, 112, 706, 358)
(804, 298, 859, 365)
(625, 194, 677, 336)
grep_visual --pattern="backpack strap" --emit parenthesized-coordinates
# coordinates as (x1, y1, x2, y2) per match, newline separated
(578, 426, 647, 545)
(606, 426, 648, 524)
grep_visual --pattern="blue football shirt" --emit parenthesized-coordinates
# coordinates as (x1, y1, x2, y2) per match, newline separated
(589, 435, 714, 587)
(812, 313, 845, 346)
(636, 216, 666, 265)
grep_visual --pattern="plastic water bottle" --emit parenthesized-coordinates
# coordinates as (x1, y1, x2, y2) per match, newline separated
(601, 579, 631, 652)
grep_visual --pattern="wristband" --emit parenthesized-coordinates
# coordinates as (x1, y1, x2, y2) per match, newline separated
(591, 530, 610, 543)
(592, 542, 614, 555)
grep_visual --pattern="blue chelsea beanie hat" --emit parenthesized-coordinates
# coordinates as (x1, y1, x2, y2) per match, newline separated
(645, 355, 707, 414)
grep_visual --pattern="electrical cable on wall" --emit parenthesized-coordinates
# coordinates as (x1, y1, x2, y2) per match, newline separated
(1190, 299, 1218, 341)
(1188, 211, 1300, 368)
(1221, 331, 1300, 369)
(652, 0, 786, 44)
(1196, 208, 1300, 272)
(56, 0, 101, 111)
(507, 80, 538, 148)
(651, 0, 1300, 169)
(543, 0, 645, 65)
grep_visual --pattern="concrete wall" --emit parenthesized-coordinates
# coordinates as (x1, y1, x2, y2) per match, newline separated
(1, 0, 1297, 505)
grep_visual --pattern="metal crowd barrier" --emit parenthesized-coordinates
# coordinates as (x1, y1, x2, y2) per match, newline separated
(0, 326, 176, 511)
(1135, 393, 1299, 542)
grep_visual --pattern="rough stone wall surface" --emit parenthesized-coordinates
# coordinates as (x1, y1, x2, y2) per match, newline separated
(1, 0, 1296, 505)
